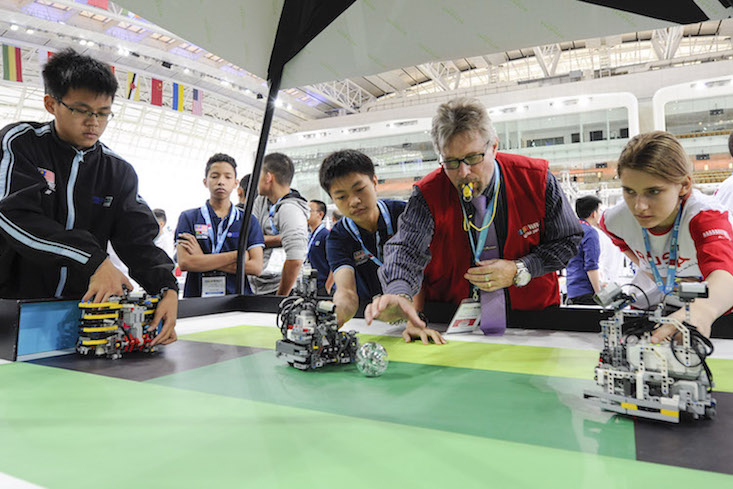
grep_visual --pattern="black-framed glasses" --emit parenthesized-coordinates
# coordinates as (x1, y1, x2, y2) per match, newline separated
(55, 97, 114, 121)
(441, 141, 490, 170)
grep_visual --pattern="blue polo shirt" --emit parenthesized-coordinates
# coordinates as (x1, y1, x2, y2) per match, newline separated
(307, 223, 330, 291)
(175, 202, 265, 297)
(326, 199, 406, 300)
(566, 220, 600, 299)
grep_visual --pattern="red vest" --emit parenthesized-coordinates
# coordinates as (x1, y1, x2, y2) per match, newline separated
(416, 152, 560, 310)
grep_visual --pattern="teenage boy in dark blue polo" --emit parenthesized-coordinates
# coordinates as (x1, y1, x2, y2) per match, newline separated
(321, 150, 443, 339)
(306, 199, 333, 296)
(176, 153, 264, 297)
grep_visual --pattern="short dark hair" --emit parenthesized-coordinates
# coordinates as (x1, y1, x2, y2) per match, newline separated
(152, 208, 166, 224)
(263, 153, 294, 186)
(205, 153, 237, 177)
(310, 199, 327, 216)
(319, 149, 375, 194)
(575, 195, 602, 220)
(42, 48, 118, 100)
(239, 174, 250, 190)
(728, 131, 733, 157)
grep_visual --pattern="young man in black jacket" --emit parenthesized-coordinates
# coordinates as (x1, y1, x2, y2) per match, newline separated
(0, 49, 178, 345)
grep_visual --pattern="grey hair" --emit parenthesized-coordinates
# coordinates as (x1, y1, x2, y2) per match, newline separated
(431, 97, 498, 154)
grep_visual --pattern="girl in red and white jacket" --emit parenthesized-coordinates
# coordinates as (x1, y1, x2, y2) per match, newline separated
(601, 131, 733, 342)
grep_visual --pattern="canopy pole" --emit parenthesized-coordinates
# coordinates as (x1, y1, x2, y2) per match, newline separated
(236, 73, 282, 294)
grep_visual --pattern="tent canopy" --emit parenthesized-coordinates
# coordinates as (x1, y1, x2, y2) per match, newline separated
(114, 0, 732, 88)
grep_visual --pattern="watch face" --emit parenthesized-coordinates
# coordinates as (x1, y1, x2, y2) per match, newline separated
(514, 266, 531, 287)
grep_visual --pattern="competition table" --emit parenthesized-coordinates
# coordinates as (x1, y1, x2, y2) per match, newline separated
(1, 297, 733, 488)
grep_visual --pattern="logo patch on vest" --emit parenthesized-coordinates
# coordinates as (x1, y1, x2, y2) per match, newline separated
(518, 221, 540, 239)
(353, 249, 368, 265)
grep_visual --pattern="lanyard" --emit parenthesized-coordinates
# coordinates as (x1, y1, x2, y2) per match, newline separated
(200, 203, 238, 254)
(460, 160, 501, 264)
(268, 194, 289, 234)
(343, 200, 394, 267)
(308, 223, 326, 253)
(641, 204, 683, 295)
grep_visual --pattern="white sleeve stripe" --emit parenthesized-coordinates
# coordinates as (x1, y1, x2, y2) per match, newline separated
(1, 124, 51, 199)
(0, 211, 91, 264)
(247, 243, 265, 250)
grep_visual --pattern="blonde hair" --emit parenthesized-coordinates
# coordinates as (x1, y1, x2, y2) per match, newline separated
(431, 97, 498, 154)
(617, 131, 692, 185)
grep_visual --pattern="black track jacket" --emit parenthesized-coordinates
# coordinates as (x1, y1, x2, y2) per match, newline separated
(0, 121, 177, 299)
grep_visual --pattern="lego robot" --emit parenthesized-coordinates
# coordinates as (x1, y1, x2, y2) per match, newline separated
(77, 292, 160, 359)
(584, 282, 716, 422)
(275, 265, 359, 370)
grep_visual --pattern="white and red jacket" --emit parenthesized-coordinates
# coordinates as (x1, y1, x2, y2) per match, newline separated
(600, 190, 733, 282)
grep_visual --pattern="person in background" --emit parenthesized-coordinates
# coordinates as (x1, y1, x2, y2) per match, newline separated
(0, 48, 178, 344)
(153, 208, 175, 259)
(332, 209, 343, 224)
(714, 131, 733, 210)
(307, 199, 333, 296)
(236, 174, 250, 210)
(176, 153, 264, 297)
(566, 196, 602, 305)
(251, 153, 309, 296)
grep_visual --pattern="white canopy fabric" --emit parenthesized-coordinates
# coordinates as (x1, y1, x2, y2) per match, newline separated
(114, 0, 733, 89)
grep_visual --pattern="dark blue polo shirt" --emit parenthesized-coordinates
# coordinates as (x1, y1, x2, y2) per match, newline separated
(307, 224, 330, 291)
(326, 199, 406, 300)
(566, 220, 600, 299)
(175, 202, 265, 297)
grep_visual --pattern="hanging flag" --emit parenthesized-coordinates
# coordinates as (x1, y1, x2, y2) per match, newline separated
(172, 82, 184, 112)
(87, 0, 109, 9)
(126, 72, 139, 101)
(2, 44, 23, 82)
(192, 88, 203, 115)
(151, 78, 163, 106)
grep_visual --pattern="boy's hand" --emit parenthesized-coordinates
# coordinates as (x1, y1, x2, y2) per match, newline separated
(149, 289, 178, 346)
(83, 258, 133, 303)
(177, 233, 203, 255)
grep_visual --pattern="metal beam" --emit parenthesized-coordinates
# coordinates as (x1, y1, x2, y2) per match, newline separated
(418, 61, 462, 92)
(533, 44, 561, 77)
(306, 78, 376, 113)
(651, 26, 684, 60)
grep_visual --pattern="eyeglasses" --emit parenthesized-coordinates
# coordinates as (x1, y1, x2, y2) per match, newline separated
(441, 142, 490, 170)
(55, 97, 114, 121)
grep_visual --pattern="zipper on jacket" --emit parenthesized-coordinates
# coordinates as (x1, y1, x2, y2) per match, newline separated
(55, 150, 84, 298)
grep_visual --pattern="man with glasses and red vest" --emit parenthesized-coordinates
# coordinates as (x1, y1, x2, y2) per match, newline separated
(365, 97, 582, 342)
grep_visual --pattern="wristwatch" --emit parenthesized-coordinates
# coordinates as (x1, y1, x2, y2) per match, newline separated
(513, 259, 531, 287)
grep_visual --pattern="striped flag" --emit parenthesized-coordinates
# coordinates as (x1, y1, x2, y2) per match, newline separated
(126, 72, 139, 101)
(151, 78, 163, 106)
(192, 88, 203, 115)
(2, 45, 23, 82)
(172, 82, 184, 111)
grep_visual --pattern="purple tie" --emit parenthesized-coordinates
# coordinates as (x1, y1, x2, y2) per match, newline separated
(472, 194, 507, 336)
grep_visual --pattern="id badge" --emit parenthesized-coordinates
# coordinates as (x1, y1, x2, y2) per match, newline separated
(445, 299, 481, 334)
(202, 272, 226, 297)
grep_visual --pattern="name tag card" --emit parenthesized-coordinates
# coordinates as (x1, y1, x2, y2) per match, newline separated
(445, 299, 481, 334)
(202, 275, 226, 297)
